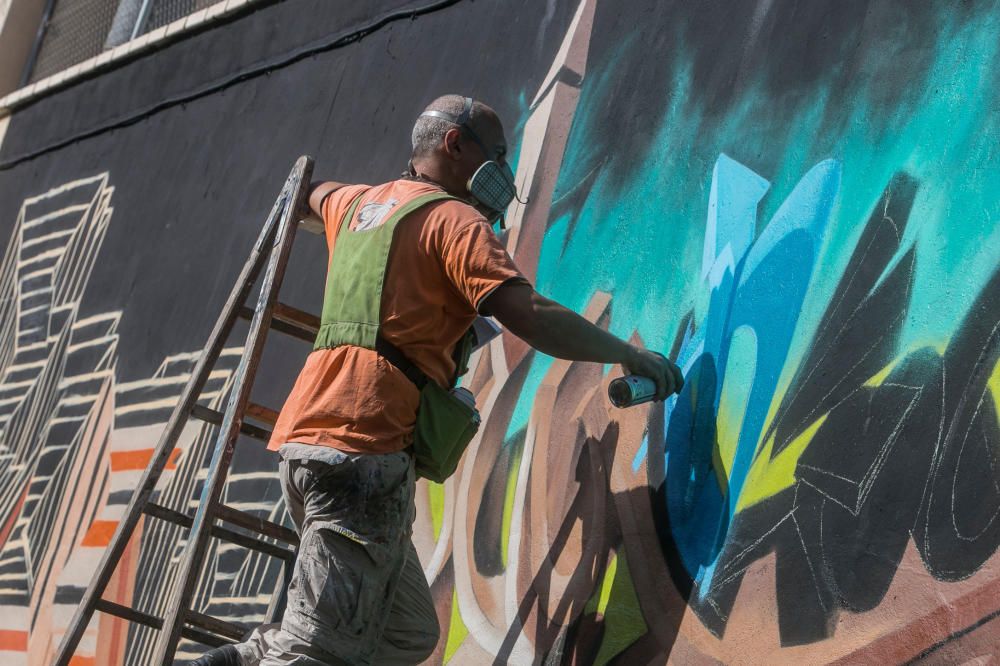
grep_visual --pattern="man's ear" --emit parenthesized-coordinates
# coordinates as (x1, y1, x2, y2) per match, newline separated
(443, 127, 463, 159)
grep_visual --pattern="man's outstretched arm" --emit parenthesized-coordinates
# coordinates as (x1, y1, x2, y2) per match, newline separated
(481, 281, 684, 400)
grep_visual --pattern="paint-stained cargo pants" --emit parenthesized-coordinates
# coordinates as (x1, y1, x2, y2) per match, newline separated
(232, 449, 440, 665)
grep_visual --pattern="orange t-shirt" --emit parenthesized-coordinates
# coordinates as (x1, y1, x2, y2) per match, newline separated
(267, 179, 528, 454)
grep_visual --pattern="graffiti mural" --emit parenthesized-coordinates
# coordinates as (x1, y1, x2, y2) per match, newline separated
(0, 0, 998, 663)
(413, 0, 1000, 662)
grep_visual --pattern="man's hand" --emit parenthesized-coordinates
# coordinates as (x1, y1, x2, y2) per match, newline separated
(621, 346, 684, 401)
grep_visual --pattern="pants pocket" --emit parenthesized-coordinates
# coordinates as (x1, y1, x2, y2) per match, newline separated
(288, 527, 373, 641)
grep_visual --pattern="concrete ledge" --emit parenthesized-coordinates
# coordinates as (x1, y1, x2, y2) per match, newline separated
(184, 7, 211, 29)
(206, 3, 230, 21)
(0, 0, 264, 116)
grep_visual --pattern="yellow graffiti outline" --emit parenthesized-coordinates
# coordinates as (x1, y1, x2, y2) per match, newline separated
(443, 588, 469, 662)
(736, 415, 827, 511)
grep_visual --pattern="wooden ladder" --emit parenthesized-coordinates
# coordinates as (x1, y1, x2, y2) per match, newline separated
(55, 155, 320, 664)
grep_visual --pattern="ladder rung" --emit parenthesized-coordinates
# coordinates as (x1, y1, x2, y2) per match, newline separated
(143, 502, 192, 528)
(239, 302, 320, 343)
(144, 502, 294, 558)
(94, 598, 163, 630)
(210, 524, 295, 560)
(245, 402, 280, 427)
(186, 610, 249, 642)
(239, 421, 273, 442)
(215, 503, 298, 546)
(273, 302, 320, 336)
(181, 625, 231, 648)
(190, 404, 273, 442)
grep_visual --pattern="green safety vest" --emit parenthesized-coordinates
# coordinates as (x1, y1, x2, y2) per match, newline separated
(313, 190, 457, 353)
(313, 187, 483, 482)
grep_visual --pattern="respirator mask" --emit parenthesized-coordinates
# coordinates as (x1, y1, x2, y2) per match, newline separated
(420, 97, 524, 227)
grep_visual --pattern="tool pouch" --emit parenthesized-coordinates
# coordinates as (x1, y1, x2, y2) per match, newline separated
(412, 381, 481, 483)
(375, 327, 479, 483)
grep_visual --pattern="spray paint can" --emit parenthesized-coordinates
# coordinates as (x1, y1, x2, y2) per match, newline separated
(608, 375, 658, 408)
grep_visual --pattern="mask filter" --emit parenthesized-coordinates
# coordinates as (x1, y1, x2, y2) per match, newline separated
(467, 160, 516, 220)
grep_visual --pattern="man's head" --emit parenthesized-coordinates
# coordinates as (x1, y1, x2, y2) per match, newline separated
(409, 95, 516, 224)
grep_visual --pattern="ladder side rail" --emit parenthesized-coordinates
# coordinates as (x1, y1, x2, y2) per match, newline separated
(53, 185, 289, 666)
(151, 156, 313, 662)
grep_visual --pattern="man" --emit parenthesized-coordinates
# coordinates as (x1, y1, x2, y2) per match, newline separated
(196, 95, 682, 665)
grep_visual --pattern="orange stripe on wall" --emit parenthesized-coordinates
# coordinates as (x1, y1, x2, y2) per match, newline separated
(0, 629, 27, 651)
(81, 520, 118, 547)
(69, 657, 95, 666)
(110, 447, 180, 472)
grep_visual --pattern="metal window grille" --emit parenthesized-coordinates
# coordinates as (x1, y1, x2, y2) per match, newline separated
(140, 0, 216, 33)
(27, 0, 121, 82)
(25, 0, 222, 84)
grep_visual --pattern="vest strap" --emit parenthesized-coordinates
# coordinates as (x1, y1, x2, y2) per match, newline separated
(375, 335, 428, 390)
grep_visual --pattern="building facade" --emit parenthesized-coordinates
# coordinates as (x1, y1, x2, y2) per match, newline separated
(0, 0, 998, 663)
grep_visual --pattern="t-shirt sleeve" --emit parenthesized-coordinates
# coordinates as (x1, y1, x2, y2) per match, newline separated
(321, 184, 369, 254)
(440, 216, 531, 311)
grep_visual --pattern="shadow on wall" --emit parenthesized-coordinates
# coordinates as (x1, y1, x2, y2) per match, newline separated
(493, 425, 682, 664)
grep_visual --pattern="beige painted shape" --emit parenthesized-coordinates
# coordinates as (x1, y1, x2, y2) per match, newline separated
(29, 376, 114, 664)
(499, 79, 583, 374)
(531, 0, 597, 108)
(503, 87, 554, 247)
(510, 81, 581, 287)
(448, 631, 496, 664)
(503, 0, 593, 283)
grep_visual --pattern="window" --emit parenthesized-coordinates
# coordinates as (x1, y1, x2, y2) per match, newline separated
(25, 0, 218, 83)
